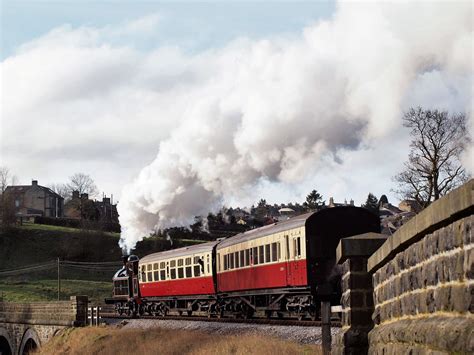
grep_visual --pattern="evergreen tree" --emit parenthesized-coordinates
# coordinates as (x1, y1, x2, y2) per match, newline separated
(363, 193, 379, 215)
(304, 190, 324, 210)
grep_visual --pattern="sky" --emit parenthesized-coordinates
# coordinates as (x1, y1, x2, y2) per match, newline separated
(1, 1, 473, 250)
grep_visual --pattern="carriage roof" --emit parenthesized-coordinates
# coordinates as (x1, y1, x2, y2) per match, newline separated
(140, 240, 220, 264)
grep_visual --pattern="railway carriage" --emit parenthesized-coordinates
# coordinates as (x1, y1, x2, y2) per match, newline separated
(215, 206, 380, 319)
(138, 241, 220, 316)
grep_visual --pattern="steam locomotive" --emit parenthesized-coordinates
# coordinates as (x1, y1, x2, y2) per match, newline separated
(106, 206, 379, 319)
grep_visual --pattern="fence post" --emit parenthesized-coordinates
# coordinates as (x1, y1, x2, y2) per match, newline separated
(321, 301, 331, 355)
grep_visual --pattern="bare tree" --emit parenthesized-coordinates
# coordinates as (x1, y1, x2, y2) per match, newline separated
(393, 107, 470, 209)
(0, 167, 17, 227)
(66, 173, 99, 198)
(0, 166, 16, 194)
(49, 183, 70, 199)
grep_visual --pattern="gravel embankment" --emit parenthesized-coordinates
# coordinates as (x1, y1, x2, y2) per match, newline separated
(117, 319, 341, 344)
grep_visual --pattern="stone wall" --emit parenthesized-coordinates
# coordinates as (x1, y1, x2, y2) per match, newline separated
(0, 296, 88, 354)
(369, 215, 473, 354)
(367, 180, 473, 354)
(334, 180, 473, 354)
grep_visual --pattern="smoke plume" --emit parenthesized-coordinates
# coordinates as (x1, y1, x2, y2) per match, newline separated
(118, 1, 473, 251)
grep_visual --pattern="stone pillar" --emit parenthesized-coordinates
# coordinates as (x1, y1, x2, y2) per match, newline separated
(333, 233, 386, 355)
(70, 296, 88, 326)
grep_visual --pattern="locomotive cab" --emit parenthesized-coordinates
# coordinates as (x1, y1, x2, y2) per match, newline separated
(105, 254, 142, 310)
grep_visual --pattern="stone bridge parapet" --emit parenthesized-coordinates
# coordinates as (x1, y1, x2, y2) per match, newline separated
(0, 296, 88, 354)
(334, 179, 473, 354)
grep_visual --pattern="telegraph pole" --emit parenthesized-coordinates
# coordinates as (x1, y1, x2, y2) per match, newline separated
(57, 257, 61, 300)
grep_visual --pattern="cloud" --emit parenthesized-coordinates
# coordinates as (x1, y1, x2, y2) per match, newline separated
(0, 2, 472, 252)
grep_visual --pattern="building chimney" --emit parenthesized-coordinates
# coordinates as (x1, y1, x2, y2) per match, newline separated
(103, 197, 111, 205)
(81, 193, 89, 200)
(72, 190, 80, 199)
(329, 197, 334, 207)
(350, 199, 354, 206)
(32, 180, 38, 186)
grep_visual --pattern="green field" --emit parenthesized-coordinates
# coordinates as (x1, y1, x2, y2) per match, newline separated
(0, 279, 112, 303)
(20, 222, 120, 238)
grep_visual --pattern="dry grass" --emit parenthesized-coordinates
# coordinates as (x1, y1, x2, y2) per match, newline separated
(38, 327, 321, 355)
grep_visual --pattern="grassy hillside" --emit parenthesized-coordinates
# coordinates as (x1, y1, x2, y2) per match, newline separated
(0, 224, 206, 302)
(39, 327, 321, 355)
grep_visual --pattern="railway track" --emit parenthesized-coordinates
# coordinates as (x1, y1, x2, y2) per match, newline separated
(99, 312, 341, 327)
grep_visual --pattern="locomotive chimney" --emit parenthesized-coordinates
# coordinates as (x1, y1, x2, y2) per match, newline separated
(122, 255, 129, 266)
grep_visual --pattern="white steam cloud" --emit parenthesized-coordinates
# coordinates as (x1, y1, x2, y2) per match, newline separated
(118, 1, 473, 251)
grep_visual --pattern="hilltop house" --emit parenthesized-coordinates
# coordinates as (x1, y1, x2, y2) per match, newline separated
(4, 180, 64, 220)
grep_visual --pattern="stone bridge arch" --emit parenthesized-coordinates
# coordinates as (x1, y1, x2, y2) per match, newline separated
(0, 327, 14, 355)
(19, 328, 41, 355)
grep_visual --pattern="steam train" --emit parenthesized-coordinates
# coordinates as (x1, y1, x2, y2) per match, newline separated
(106, 206, 379, 319)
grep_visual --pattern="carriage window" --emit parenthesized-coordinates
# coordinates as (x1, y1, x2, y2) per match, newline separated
(245, 249, 250, 266)
(194, 265, 201, 277)
(153, 263, 159, 270)
(253, 247, 259, 265)
(234, 252, 239, 268)
(178, 267, 184, 279)
(265, 244, 271, 263)
(160, 270, 166, 280)
(230, 253, 234, 269)
(185, 257, 192, 266)
(186, 266, 192, 277)
(207, 255, 210, 273)
(154, 271, 159, 281)
(171, 269, 177, 279)
(240, 251, 245, 267)
(147, 271, 153, 282)
(160, 262, 166, 269)
(259, 246, 264, 264)
(271, 243, 278, 262)
(224, 254, 228, 270)
(278, 242, 281, 260)
(194, 256, 200, 264)
(147, 264, 152, 271)
(178, 259, 183, 267)
(170, 260, 176, 267)
(142, 272, 147, 282)
(294, 237, 301, 257)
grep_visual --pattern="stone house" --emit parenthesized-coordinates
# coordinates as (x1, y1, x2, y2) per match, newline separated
(64, 192, 118, 223)
(4, 180, 64, 219)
